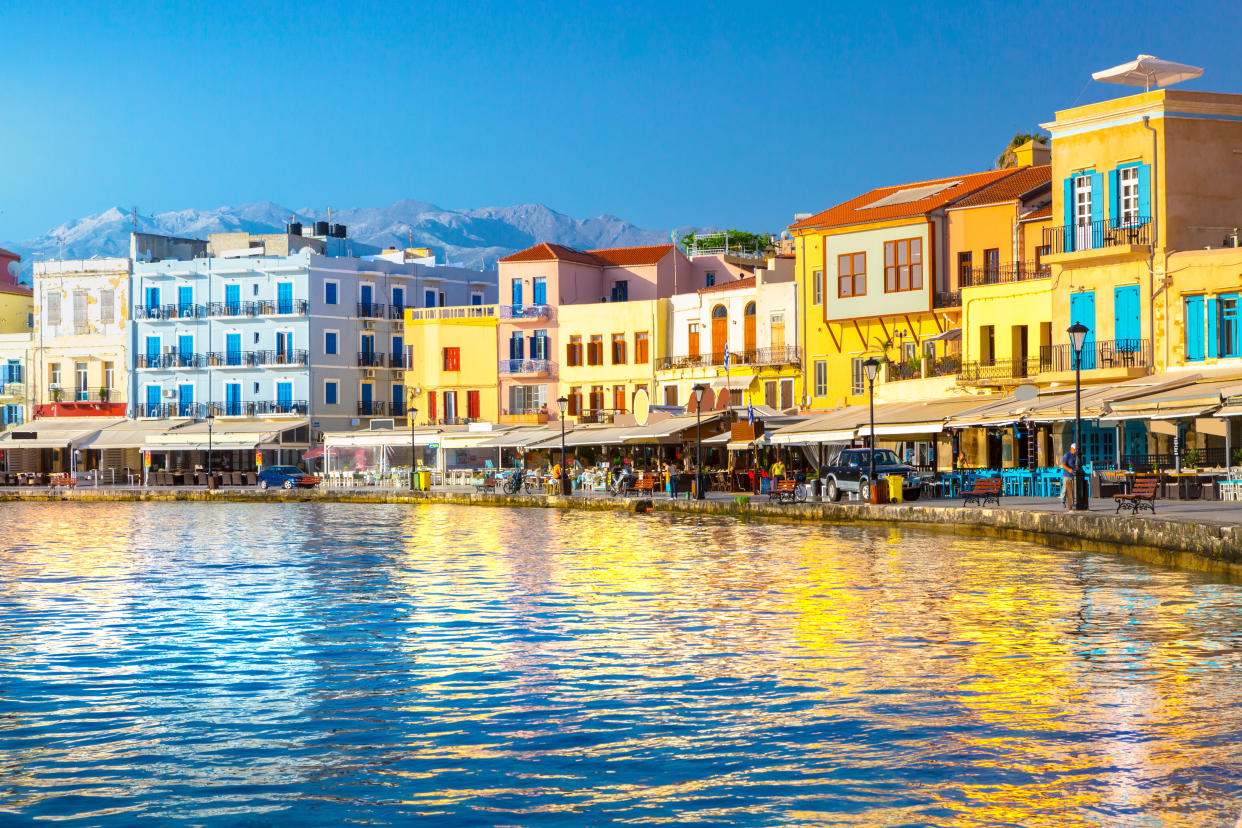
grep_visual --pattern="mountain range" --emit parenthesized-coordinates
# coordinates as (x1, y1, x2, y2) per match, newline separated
(3, 200, 677, 277)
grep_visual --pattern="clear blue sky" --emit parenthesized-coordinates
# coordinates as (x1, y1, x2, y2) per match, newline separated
(2, 0, 1240, 241)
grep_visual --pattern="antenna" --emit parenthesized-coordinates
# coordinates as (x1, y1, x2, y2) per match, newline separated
(132, 206, 139, 230)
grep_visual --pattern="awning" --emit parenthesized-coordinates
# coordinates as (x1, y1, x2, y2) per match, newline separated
(147, 419, 311, 452)
(472, 427, 563, 449)
(79, 421, 176, 450)
(549, 426, 633, 448)
(925, 327, 961, 343)
(303, 446, 324, 460)
(1101, 404, 1217, 422)
(0, 418, 125, 450)
(866, 423, 944, 437)
(709, 376, 755, 392)
(622, 412, 724, 444)
(323, 429, 441, 448)
(1215, 405, 1242, 418)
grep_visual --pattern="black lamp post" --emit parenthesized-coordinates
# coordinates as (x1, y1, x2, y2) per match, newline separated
(863, 358, 880, 501)
(693, 383, 706, 499)
(557, 396, 569, 495)
(408, 402, 420, 491)
(1068, 323, 1089, 510)
(206, 410, 214, 489)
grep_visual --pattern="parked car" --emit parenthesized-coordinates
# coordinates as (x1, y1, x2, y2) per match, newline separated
(258, 465, 321, 490)
(822, 448, 921, 502)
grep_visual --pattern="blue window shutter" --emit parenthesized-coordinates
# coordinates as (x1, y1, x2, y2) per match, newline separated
(1207, 295, 1218, 359)
(1185, 295, 1205, 361)
(1089, 172, 1104, 248)
(1062, 177, 1075, 252)
(1109, 169, 1120, 229)
(1138, 163, 1152, 223)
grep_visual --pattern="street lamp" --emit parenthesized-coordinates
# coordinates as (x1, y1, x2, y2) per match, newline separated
(205, 410, 215, 489)
(1067, 323, 1089, 511)
(408, 402, 420, 491)
(557, 396, 569, 495)
(863, 357, 880, 501)
(693, 383, 706, 499)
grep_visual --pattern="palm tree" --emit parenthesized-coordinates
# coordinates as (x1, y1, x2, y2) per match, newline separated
(997, 131, 1048, 169)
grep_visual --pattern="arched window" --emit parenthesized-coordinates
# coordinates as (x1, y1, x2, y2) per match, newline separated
(744, 301, 756, 317)
(712, 304, 728, 319)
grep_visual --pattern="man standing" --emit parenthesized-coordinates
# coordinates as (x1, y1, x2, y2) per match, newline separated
(771, 457, 786, 487)
(1061, 442, 1080, 510)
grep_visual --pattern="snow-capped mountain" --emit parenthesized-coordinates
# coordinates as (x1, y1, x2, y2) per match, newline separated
(3, 200, 674, 277)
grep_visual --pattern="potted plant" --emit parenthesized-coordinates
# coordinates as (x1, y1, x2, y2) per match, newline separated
(50, 385, 61, 402)
(98, 386, 110, 403)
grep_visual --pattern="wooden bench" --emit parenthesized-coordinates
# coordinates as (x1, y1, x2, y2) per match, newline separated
(49, 474, 76, 488)
(475, 474, 497, 493)
(1114, 475, 1158, 514)
(632, 479, 656, 496)
(962, 477, 1002, 507)
(769, 478, 801, 504)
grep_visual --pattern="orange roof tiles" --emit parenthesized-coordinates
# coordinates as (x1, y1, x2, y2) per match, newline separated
(789, 167, 1021, 232)
(1020, 205, 1053, 221)
(499, 242, 676, 268)
(948, 165, 1051, 209)
(699, 277, 756, 295)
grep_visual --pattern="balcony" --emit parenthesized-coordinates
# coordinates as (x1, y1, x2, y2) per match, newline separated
(136, 403, 177, 418)
(248, 349, 309, 367)
(135, 304, 206, 321)
(254, 299, 308, 316)
(656, 346, 801, 371)
(358, 351, 386, 368)
(926, 355, 961, 379)
(499, 358, 553, 375)
(501, 409, 549, 424)
(357, 302, 388, 319)
(389, 352, 406, 369)
(387, 305, 407, 320)
(499, 304, 552, 321)
(251, 400, 308, 415)
(957, 339, 1152, 386)
(391, 402, 406, 417)
(138, 353, 208, 369)
(933, 290, 961, 309)
(206, 301, 257, 318)
(960, 261, 1051, 288)
(409, 305, 499, 321)
(1043, 218, 1151, 258)
(205, 351, 249, 368)
(958, 357, 1042, 386)
(358, 400, 386, 416)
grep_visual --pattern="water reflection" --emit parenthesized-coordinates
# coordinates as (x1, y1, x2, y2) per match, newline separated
(1, 502, 1241, 825)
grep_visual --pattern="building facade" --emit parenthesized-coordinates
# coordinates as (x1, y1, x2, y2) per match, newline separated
(404, 305, 501, 425)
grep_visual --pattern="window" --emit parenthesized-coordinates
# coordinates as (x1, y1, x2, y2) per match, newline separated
(49, 362, 61, 388)
(46, 293, 61, 326)
(443, 347, 461, 371)
(663, 385, 680, 406)
(531, 330, 548, 360)
(511, 279, 523, 306)
(470, 291, 484, 306)
(439, 291, 446, 307)
(567, 335, 583, 366)
(980, 325, 996, 366)
(851, 358, 864, 396)
(589, 385, 605, 413)
(324, 380, 338, 405)
(838, 252, 866, 297)
(814, 360, 828, 397)
(1035, 245, 1051, 273)
(611, 281, 628, 302)
(75, 362, 88, 398)
(611, 333, 626, 364)
(705, 271, 716, 288)
(507, 385, 546, 415)
(568, 386, 582, 416)
(467, 390, 481, 419)
(100, 290, 115, 324)
(688, 323, 700, 357)
(770, 313, 786, 349)
(425, 289, 437, 307)
(325, 281, 338, 305)
(254, 331, 261, 344)
(1185, 295, 1205, 361)
(103, 362, 114, 390)
(508, 331, 524, 360)
(325, 331, 338, 355)
(1221, 295, 1240, 358)
(884, 238, 923, 292)
(983, 248, 1000, 278)
(635, 332, 649, 364)
(812, 269, 823, 305)
(532, 277, 547, 305)
(1119, 165, 1140, 226)
(588, 335, 604, 366)
(958, 252, 973, 285)
(613, 384, 627, 412)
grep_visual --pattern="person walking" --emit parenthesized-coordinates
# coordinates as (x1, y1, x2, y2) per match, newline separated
(771, 457, 786, 487)
(1060, 442, 1079, 510)
(666, 461, 679, 498)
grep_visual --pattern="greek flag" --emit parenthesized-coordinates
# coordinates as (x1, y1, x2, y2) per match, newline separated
(723, 344, 730, 371)
(748, 397, 755, 426)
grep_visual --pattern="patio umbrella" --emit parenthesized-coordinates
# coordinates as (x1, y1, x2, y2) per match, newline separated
(1092, 55, 1203, 91)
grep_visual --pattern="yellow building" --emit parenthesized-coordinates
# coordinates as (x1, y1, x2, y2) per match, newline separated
(791, 167, 1032, 409)
(403, 306, 499, 425)
(556, 298, 665, 424)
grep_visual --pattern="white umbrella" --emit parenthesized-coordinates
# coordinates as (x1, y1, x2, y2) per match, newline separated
(1092, 55, 1203, 91)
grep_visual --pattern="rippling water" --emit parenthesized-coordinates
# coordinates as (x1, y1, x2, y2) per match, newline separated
(2, 502, 1242, 826)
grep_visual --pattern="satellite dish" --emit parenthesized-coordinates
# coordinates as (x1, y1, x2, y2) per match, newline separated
(633, 387, 651, 426)
(1013, 384, 1039, 401)
(6, 261, 18, 279)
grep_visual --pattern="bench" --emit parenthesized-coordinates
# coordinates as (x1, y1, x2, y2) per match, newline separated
(769, 478, 802, 504)
(962, 477, 1002, 507)
(49, 474, 75, 488)
(475, 474, 497, 493)
(631, 479, 656, 496)
(1114, 475, 1158, 514)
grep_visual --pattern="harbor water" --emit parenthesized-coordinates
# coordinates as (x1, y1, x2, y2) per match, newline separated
(2, 501, 1241, 826)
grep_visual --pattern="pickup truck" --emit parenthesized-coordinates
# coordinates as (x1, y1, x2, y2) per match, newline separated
(822, 448, 922, 502)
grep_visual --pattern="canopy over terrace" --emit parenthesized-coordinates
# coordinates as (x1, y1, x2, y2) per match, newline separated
(322, 427, 443, 479)
(0, 417, 126, 474)
(621, 412, 727, 445)
(142, 419, 311, 472)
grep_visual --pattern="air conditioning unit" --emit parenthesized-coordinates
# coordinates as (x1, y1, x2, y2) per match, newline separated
(162, 389, 176, 399)
(364, 369, 376, 379)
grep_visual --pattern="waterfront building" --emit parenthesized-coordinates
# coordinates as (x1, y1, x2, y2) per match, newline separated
(0, 333, 33, 428)
(131, 231, 497, 434)
(404, 304, 501, 424)
(790, 167, 1029, 410)
(556, 297, 664, 424)
(31, 257, 131, 419)
(655, 256, 802, 411)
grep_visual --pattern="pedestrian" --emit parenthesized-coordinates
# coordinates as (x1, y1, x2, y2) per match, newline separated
(666, 461, 679, 497)
(1061, 442, 1080, 510)
(771, 456, 786, 486)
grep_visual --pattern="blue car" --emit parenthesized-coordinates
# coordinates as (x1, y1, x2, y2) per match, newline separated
(257, 465, 320, 490)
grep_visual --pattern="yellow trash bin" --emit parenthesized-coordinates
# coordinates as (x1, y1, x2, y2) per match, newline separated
(886, 475, 904, 503)
(418, 471, 432, 490)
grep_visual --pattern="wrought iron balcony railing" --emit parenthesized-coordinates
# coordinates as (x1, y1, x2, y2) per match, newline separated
(656, 346, 801, 371)
(357, 351, 386, 367)
(499, 359, 553, 374)
(960, 260, 1051, 288)
(1042, 218, 1151, 255)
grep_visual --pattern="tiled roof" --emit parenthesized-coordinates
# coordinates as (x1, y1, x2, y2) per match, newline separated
(699, 277, 756, 295)
(498, 242, 601, 266)
(0, 247, 18, 260)
(499, 242, 675, 268)
(948, 165, 1051, 209)
(1020, 205, 1053, 221)
(589, 244, 674, 267)
(0, 283, 32, 297)
(789, 168, 1020, 231)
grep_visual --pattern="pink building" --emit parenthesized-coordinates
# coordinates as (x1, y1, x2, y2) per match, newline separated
(496, 243, 748, 422)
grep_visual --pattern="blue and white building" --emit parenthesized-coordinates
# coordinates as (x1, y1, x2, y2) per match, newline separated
(131, 233, 497, 435)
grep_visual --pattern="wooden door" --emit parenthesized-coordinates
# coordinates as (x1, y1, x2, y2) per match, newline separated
(711, 305, 728, 361)
(743, 302, 756, 356)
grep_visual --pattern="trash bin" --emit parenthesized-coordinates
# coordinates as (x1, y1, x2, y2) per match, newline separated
(868, 481, 888, 504)
(208, 473, 219, 491)
(417, 471, 431, 490)
(886, 475, 904, 503)
(808, 478, 820, 498)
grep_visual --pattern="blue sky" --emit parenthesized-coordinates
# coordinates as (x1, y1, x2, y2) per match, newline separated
(2, 0, 1240, 241)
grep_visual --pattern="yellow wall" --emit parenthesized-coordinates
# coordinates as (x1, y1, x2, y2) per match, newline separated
(961, 280, 1052, 365)
(948, 203, 1018, 283)
(557, 299, 664, 422)
(1163, 247, 1242, 370)
(0, 290, 32, 334)
(403, 309, 499, 424)
(805, 313, 948, 409)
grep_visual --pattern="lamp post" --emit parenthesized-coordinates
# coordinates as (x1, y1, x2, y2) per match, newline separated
(408, 400, 420, 491)
(206, 410, 214, 489)
(557, 396, 569, 495)
(693, 383, 706, 499)
(863, 358, 880, 501)
(1067, 323, 1089, 510)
